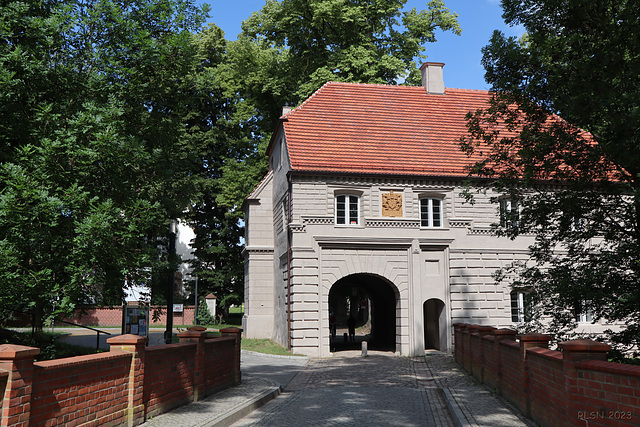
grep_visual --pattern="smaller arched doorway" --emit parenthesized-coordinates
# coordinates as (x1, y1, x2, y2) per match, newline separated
(423, 298, 445, 350)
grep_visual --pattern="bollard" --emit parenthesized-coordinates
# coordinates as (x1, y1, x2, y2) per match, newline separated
(362, 341, 368, 357)
(344, 332, 348, 343)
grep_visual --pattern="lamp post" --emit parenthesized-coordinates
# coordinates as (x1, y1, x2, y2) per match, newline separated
(194, 275, 199, 324)
(164, 220, 177, 344)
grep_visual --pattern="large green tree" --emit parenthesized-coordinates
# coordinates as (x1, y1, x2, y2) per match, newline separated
(184, 0, 461, 310)
(181, 24, 260, 311)
(237, 0, 461, 132)
(0, 0, 206, 328)
(461, 0, 640, 351)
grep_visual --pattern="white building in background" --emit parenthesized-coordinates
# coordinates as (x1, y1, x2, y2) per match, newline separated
(124, 220, 196, 303)
(242, 63, 610, 358)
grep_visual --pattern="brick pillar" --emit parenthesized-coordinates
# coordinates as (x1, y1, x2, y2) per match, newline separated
(474, 326, 495, 382)
(452, 323, 465, 365)
(107, 334, 147, 426)
(519, 333, 552, 419)
(178, 326, 208, 401)
(493, 328, 517, 395)
(0, 345, 40, 427)
(464, 325, 478, 372)
(220, 327, 243, 385)
(559, 339, 611, 427)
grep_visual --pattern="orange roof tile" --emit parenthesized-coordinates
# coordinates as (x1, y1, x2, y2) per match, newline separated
(279, 82, 492, 177)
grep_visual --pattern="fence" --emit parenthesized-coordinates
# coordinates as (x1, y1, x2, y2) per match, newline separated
(453, 323, 640, 427)
(0, 327, 241, 426)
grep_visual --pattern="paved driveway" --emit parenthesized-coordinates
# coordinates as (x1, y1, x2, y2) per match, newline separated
(234, 351, 454, 426)
(234, 350, 534, 427)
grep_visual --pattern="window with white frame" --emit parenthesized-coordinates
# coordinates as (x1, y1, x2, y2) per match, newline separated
(500, 198, 520, 228)
(510, 291, 528, 323)
(577, 301, 595, 323)
(335, 194, 360, 225)
(420, 197, 443, 228)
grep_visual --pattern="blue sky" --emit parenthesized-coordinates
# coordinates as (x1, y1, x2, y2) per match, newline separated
(198, 0, 524, 90)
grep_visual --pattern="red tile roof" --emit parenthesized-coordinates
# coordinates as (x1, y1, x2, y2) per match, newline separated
(279, 82, 492, 178)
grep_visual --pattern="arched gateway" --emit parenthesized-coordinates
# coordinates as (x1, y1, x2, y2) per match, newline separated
(328, 274, 398, 353)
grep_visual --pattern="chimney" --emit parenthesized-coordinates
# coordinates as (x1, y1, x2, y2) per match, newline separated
(282, 104, 292, 116)
(420, 62, 445, 95)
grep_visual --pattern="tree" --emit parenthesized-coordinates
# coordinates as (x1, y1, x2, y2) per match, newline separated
(461, 0, 640, 351)
(181, 24, 255, 311)
(0, 0, 207, 328)
(237, 0, 461, 131)
(183, 1, 461, 311)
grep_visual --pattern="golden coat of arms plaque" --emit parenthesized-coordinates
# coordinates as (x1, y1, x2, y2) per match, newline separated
(382, 190, 402, 217)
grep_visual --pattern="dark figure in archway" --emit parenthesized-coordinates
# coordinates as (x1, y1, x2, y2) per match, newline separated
(347, 316, 356, 342)
(329, 312, 337, 338)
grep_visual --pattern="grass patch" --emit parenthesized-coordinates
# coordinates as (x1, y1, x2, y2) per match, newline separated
(229, 305, 244, 315)
(241, 338, 304, 356)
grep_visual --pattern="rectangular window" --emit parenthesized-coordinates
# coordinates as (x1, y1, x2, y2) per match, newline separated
(336, 195, 359, 225)
(578, 301, 594, 323)
(420, 198, 443, 227)
(511, 291, 526, 323)
(500, 198, 519, 228)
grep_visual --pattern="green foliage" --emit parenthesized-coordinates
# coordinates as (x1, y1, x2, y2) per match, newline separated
(0, 0, 207, 328)
(195, 299, 215, 325)
(462, 0, 640, 349)
(235, 0, 461, 131)
(181, 1, 460, 308)
(0, 328, 100, 361)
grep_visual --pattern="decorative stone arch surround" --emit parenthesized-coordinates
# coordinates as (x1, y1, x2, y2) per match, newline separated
(316, 237, 412, 355)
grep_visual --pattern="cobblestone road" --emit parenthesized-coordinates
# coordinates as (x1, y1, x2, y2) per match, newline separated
(233, 351, 455, 426)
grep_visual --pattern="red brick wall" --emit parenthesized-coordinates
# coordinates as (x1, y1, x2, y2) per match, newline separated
(144, 344, 196, 418)
(0, 327, 241, 426)
(482, 335, 499, 391)
(499, 340, 524, 412)
(572, 360, 640, 427)
(453, 323, 640, 427)
(64, 306, 196, 327)
(0, 370, 7, 416)
(203, 338, 236, 394)
(30, 352, 131, 426)
(527, 348, 564, 426)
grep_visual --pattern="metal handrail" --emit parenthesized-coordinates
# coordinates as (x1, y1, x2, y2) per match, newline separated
(57, 320, 111, 350)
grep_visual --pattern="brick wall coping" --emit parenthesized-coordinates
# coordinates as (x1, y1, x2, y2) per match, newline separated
(481, 334, 496, 342)
(519, 333, 552, 343)
(526, 347, 563, 362)
(499, 339, 520, 350)
(34, 351, 130, 369)
(0, 344, 41, 360)
(493, 328, 517, 337)
(145, 342, 196, 353)
(219, 327, 243, 334)
(204, 336, 236, 345)
(0, 370, 7, 379)
(106, 334, 147, 346)
(558, 339, 611, 353)
(575, 359, 640, 377)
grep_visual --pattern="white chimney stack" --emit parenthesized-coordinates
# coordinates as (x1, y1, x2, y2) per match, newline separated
(420, 62, 445, 95)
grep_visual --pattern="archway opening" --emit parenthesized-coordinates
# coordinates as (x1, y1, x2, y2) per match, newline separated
(328, 274, 397, 352)
(423, 298, 445, 350)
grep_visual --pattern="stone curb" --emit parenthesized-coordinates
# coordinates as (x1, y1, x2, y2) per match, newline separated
(202, 381, 282, 427)
(441, 387, 477, 427)
(241, 349, 309, 361)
